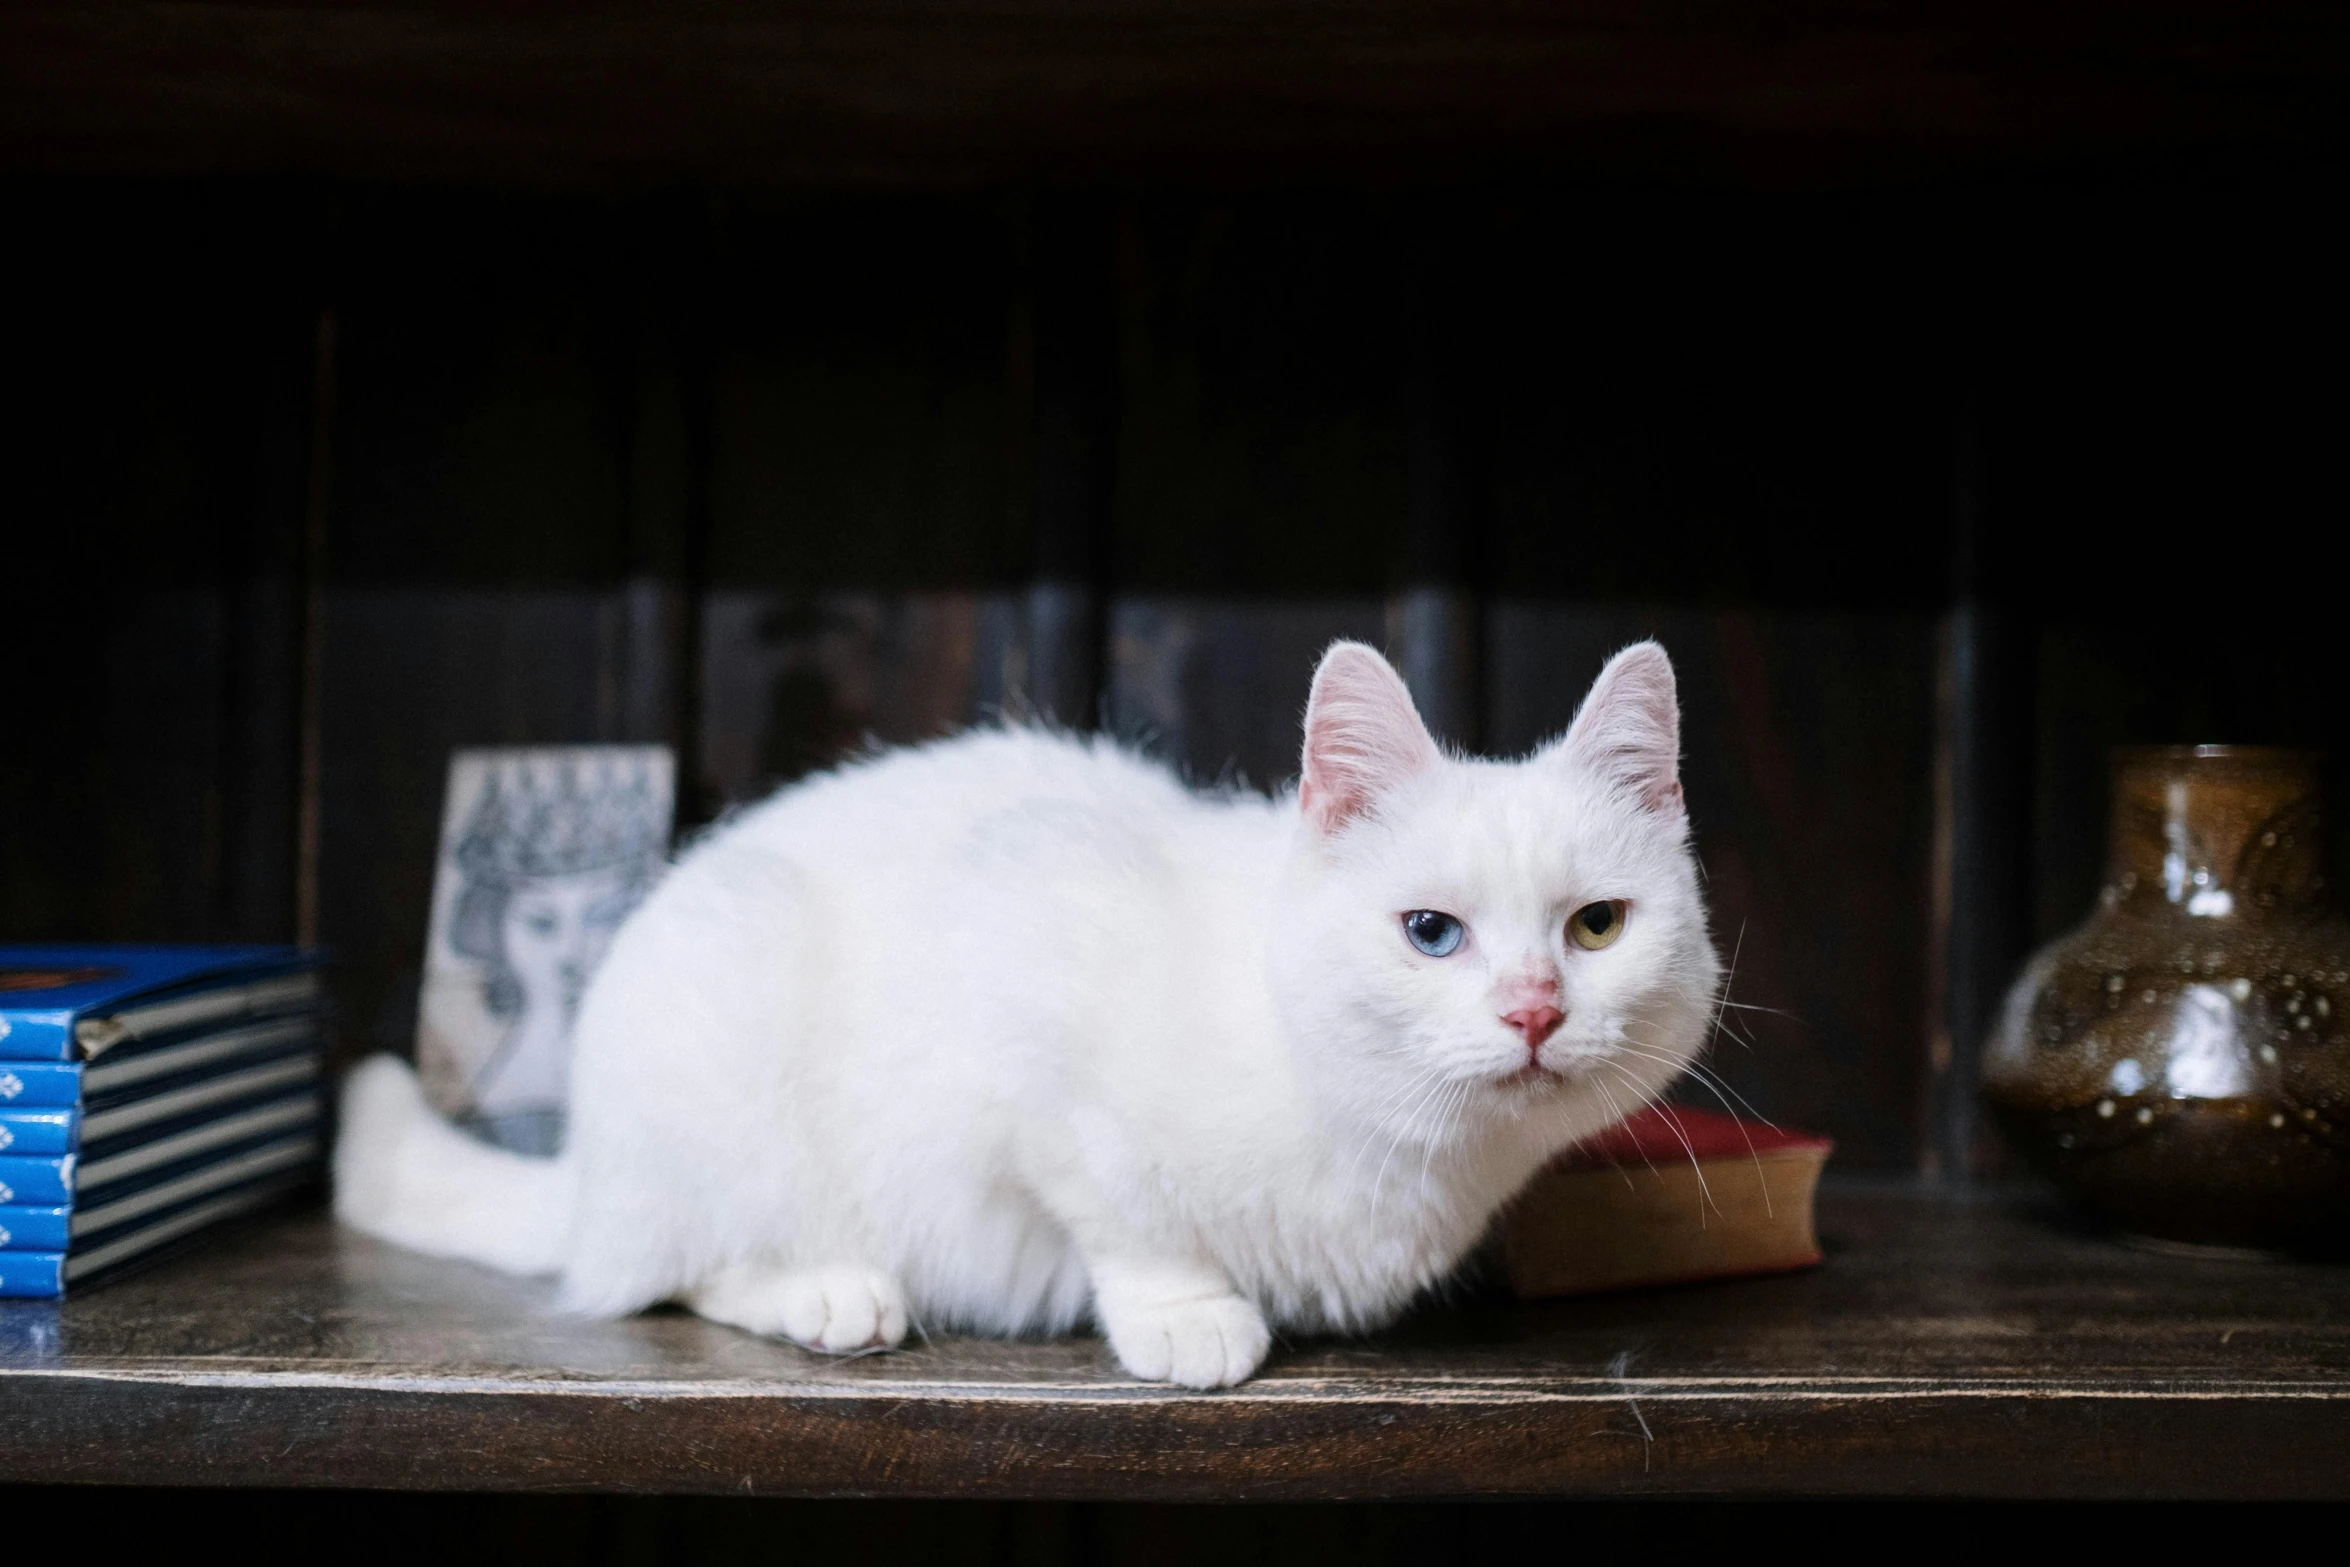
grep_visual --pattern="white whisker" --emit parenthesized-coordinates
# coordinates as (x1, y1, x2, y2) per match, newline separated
(1366, 1070, 1460, 1225)
(1637, 1091, 1720, 1224)
(1595, 1067, 1673, 1187)
(1716, 998, 1798, 1020)
(1356, 1066, 1442, 1140)
(1610, 1045, 1773, 1215)
(1416, 1079, 1471, 1197)
(1707, 922, 1750, 1055)
(1611, 1034, 1780, 1132)
(1585, 1075, 1641, 1191)
(1339, 1061, 1449, 1192)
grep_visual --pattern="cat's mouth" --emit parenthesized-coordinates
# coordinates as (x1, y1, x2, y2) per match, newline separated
(1495, 1045, 1621, 1089)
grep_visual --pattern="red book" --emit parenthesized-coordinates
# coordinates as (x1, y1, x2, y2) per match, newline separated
(1500, 1105, 1833, 1298)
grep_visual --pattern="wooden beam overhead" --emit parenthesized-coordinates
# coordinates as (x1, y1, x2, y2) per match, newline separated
(4, 1, 2346, 188)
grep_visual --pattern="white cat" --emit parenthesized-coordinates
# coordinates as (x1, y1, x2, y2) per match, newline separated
(335, 639, 1721, 1387)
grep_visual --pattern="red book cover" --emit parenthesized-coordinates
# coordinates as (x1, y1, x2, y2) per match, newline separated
(1559, 1103, 1834, 1171)
(1503, 1104, 1834, 1298)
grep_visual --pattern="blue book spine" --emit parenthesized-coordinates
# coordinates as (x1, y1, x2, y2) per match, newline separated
(0, 1251, 65, 1299)
(0, 1155, 74, 1207)
(0, 1109, 76, 1156)
(1, 945, 320, 1062)
(0, 1064, 82, 1109)
(0, 1206, 71, 1251)
(0, 1010, 74, 1063)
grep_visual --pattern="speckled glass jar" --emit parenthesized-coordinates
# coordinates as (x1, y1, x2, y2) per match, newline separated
(1982, 747, 2350, 1250)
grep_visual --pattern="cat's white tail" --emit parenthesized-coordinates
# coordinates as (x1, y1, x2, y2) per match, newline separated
(332, 1054, 571, 1276)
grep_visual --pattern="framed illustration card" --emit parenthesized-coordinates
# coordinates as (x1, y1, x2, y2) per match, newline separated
(417, 747, 674, 1153)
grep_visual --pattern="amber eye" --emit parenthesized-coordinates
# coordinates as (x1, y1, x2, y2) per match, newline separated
(1568, 901, 1627, 951)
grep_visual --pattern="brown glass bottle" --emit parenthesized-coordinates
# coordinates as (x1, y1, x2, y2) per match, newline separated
(1982, 747, 2350, 1249)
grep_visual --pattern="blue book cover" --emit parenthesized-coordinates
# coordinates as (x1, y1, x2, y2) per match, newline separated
(81, 1043, 313, 1135)
(81, 1080, 317, 1179)
(0, 1166, 311, 1296)
(0, 1063, 82, 1108)
(2, 1121, 319, 1255)
(0, 1251, 65, 1299)
(0, 945, 317, 1062)
(0, 1108, 76, 1155)
(79, 1094, 320, 1207)
(0, 1205, 71, 1251)
(0, 1108, 321, 1252)
(81, 1016, 317, 1111)
(0, 1024, 315, 1118)
(0, 1154, 74, 1207)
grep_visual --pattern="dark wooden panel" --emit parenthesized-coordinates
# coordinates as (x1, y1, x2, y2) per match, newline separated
(1971, 177, 2350, 954)
(1930, 599, 2038, 1179)
(1394, 212, 1490, 752)
(327, 191, 643, 586)
(309, 193, 701, 1040)
(1023, 197, 1120, 729)
(215, 575, 304, 943)
(2, 580, 301, 947)
(5, 1185, 2350, 1499)
(1387, 586, 1482, 752)
(92, 593, 231, 937)
(1480, 190, 1954, 609)
(707, 197, 1022, 590)
(1490, 605, 1940, 1168)
(0, 594, 246, 944)
(692, 588, 1395, 819)
(0, 182, 311, 946)
(1111, 200, 1408, 597)
(317, 588, 674, 1061)
(698, 589, 1021, 806)
(4, 3, 2347, 188)
(1106, 598, 1386, 790)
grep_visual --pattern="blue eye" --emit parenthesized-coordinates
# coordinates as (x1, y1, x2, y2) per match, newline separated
(1402, 910, 1465, 957)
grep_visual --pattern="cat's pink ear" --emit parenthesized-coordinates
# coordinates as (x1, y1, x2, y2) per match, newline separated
(1555, 641, 1684, 815)
(1299, 642, 1441, 835)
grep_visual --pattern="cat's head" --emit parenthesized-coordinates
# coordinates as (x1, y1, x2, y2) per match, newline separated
(1269, 640, 1722, 1152)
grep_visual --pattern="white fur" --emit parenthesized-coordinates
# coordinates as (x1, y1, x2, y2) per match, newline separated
(336, 641, 1720, 1387)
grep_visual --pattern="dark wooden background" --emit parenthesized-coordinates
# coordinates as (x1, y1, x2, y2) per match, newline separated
(3, 4, 2347, 1181)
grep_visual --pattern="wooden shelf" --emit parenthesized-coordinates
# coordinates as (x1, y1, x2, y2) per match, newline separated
(4, 1179, 2347, 1499)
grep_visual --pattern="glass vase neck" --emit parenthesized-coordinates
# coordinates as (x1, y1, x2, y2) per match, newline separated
(2103, 747, 2326, 922)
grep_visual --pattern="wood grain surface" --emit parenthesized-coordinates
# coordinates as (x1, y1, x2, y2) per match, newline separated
(4, 1182, 2346, 1499)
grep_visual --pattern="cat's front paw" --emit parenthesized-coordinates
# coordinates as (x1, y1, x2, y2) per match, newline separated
(690, 1263, 909, 1353)
(1104, 1294, 1271, 1389)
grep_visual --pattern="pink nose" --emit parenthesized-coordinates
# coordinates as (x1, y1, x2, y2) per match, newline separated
(1502, 1004, 1564, 1049)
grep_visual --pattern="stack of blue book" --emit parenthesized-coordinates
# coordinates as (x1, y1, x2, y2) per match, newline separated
(0, 945, 326, 1299)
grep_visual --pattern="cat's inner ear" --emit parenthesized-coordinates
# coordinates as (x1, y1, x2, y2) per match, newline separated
(1554, 640, 1685, 815)
(1299, 641, 1441, 836)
